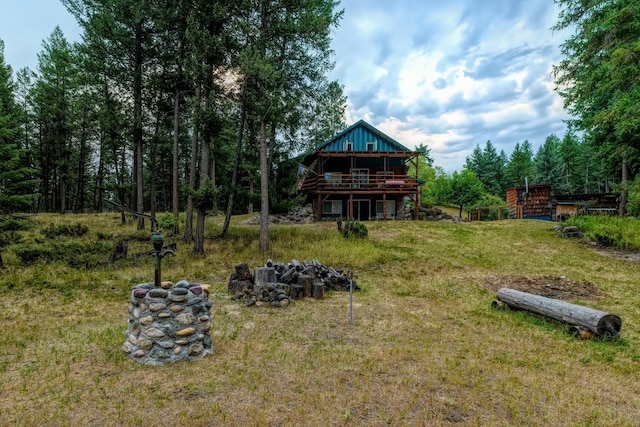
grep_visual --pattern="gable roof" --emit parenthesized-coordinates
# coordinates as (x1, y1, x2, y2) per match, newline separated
(312, 119, 413, 153)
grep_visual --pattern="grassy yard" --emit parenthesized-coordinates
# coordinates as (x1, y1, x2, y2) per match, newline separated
(1, 214, 639, 426)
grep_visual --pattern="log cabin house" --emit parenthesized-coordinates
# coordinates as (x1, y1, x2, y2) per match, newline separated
(298, 120, 421, 221)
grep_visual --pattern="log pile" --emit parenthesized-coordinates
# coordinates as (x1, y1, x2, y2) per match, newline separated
(228, 259, 358, 307)
(232, 283, 291, 307)
(265, 259, 359, 292)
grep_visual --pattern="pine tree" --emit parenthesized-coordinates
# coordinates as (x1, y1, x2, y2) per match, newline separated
(534, 135, 570, 194)
(465, 140, 506, 197)
(505, 141, 535, 189)
(0, 40, 37, 213)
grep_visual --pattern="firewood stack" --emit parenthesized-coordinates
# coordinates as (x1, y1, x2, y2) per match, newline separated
(228, 259, 359, 307)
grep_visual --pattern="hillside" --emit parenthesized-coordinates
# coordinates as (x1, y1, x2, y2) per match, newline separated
(0, 215, 639, 426)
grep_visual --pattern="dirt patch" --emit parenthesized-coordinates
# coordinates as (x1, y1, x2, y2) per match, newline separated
(592, 246, 640, 263)
(482, 275, 605, 301)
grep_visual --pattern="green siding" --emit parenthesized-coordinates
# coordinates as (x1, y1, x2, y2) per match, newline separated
(317, 119, 411, 153)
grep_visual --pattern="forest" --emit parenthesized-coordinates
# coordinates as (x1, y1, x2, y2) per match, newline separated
(1, 0, 640, 248)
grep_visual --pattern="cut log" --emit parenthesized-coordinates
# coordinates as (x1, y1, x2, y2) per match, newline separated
(312, 282, 325, 299)
(496, 288, 621, 338)
(234, 263, 252, 281)
(298, 274, 314, 297)
(228, 279, 251, 295)
(279, 267, 298, 284)
(254, 267, 276, 288)
(290, 284, 305, 300)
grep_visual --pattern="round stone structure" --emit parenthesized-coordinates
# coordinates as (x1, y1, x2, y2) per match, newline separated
(123, 280, 215, 365)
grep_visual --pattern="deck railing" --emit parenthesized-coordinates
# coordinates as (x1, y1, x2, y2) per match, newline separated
(299, 173, 420, 193)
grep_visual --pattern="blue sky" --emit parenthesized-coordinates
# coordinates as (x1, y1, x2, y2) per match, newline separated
(0, 1, 571, 172)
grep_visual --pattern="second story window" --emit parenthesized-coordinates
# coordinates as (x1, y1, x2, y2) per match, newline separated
(366, 141, 376, 152)
(344, 141, 353, 151)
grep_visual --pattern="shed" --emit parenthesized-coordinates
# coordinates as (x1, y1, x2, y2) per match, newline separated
(552, 193, 619, 221)
(506, 184, 552, 220)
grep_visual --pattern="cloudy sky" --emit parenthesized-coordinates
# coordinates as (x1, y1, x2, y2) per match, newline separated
(1, 1, 572, 171)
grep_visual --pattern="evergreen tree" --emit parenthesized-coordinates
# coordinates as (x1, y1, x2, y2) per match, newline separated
(32, 27, 77, 213)
(0, 40, 37, 213)
(557, 129, 583, 193)
(534, 135, 570, 194)
(465, 140, 506, 197)
(553, 0, 640, 212)
(505, 140, 535, 189)
(302, 79, 347, 150)
(235, 0, 342, 252)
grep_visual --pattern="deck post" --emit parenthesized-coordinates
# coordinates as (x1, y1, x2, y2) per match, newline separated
(349, 194, 353, 220)
(383, 193, 387, 220)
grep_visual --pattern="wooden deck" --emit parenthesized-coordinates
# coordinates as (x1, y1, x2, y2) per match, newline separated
(299, 173, 420, 195)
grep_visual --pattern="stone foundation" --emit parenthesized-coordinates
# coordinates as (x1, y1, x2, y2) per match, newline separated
(123, 280, 214, 365)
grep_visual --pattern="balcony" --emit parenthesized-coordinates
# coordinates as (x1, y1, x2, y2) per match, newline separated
(299, 173, 421, 195)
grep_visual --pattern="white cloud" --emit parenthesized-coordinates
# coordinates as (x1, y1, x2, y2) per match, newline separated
(331, 0, 573, 172)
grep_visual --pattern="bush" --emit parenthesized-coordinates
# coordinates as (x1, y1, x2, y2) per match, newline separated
(156, 212, 178, 231)
(42, 223, 89, 239)
(468, 194, 507, 221)
(336, 217, 368, 239)
(0, 216, 33, 232)
(12, 241, 114, 268)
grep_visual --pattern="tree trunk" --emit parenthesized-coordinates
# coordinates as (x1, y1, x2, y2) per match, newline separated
(172, 89, 181, 234)
(194, 136, 210, 255)
(184, 86, 200, 244)
(134, 21, 145, 231)
(618, 150, 628, 216)
(259, 117, 270, 252)
(74, 122, 87, 213)
(150, 111, 160, 221)
(221, 79, 248, 237)
(495, 287, 621, 338)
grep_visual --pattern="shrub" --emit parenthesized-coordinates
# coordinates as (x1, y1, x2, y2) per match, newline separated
(12, 241, 114, 268)
(42, 223, 89, 239)
(468, 194, 507, 221)
(0, 216, 33, 232)
(336, 217, 368, 239)
(156, 212, 178, 231)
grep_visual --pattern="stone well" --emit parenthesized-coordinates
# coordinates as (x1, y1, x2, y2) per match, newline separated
(122, 280, 215, 365)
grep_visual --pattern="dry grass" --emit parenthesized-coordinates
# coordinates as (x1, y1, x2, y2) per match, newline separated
(1, 214, 640, 426)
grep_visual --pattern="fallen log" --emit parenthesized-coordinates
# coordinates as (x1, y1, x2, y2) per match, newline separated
(495, 287, 621, 338)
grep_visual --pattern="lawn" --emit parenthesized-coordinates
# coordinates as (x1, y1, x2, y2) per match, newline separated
(0, 214, 639, 426)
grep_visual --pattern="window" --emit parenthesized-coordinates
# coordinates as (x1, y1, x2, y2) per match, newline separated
(376, 171, 394, 184)
(324, 172, 342, 186)
(376, 200, 396, 219)
(351, 169, 369, 188)
(323, 200, 342, 215)
(366, 141, 376, 152)
(344, 141, 353, 151)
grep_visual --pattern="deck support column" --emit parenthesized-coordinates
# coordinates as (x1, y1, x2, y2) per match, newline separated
(349, 194, 353, 220)
(383, 193, 387, 220)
